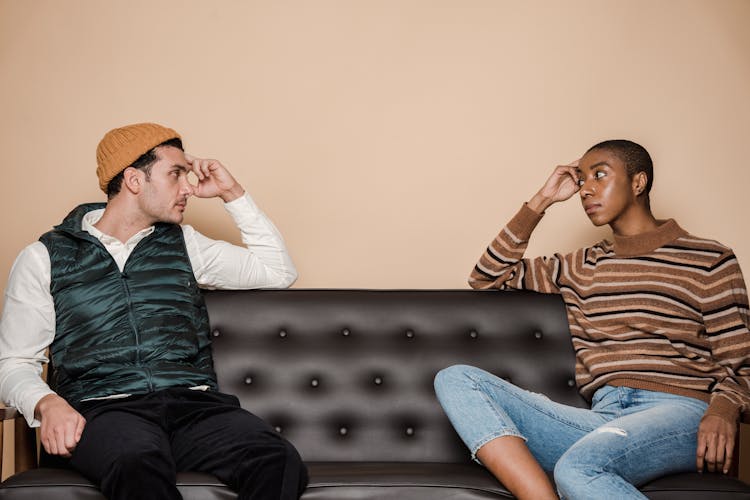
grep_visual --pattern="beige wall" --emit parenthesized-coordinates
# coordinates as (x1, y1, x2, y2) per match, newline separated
(1, 0, 749, 295)
(1, 0, 750, 480)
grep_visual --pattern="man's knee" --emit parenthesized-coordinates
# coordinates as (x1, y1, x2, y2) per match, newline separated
(233, 437, 308, 498)
(237, 436, 303, 471)
(280, 439, 308, 488)
(98, 449, 179, 500)
(108, 448, 174, 478)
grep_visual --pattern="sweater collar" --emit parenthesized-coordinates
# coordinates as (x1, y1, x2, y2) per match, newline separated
(612, 219, 687, 257)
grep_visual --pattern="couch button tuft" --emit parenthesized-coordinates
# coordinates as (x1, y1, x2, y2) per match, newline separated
(212, 330, 220, 338)
(469, 330, 478, 339)
(405, 330, 415, 339)
(244, 376, 253, 385)
(567, 379, 576, 387)
(279, 330, 288, 339)
(310, 378, 319, 388)
(534, 331, 543, 340)
(342, 328, 351, 337)
(405, 426, 415, 436)
(275, 426, 282, 433)
(339, 426, 348, 436)
(374, 376, 383, 385)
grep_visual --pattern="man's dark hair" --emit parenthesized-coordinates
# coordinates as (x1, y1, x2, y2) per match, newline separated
(586, 139, 653, 208)
(106, 137, 184, 199)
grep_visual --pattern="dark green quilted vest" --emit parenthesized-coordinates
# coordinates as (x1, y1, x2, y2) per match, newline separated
(39, 203, 218, 407)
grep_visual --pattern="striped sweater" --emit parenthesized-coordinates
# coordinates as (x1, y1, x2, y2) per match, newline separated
(470, 203, 750, 423)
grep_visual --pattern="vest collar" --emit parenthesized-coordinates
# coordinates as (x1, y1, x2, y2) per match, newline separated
(54, 203, 107, 244)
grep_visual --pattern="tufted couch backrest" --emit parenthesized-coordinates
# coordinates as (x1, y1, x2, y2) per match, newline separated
(203, 289, 584, 463)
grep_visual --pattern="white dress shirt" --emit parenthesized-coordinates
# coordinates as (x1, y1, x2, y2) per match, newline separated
(0, 193, 297, 426)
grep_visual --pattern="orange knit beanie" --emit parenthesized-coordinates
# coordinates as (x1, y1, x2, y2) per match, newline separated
(95, 122, 181, 192)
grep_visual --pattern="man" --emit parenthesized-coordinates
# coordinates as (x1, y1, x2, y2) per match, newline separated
(0, 122, 308, 499)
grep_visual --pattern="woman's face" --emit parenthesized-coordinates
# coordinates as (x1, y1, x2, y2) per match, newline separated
(577, 149, 640, 228)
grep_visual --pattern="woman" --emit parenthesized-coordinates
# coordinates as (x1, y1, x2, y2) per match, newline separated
(434, 140, 750, 499)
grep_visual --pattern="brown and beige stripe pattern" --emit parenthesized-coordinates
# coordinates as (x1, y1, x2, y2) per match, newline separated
(470, 204, 750, 422)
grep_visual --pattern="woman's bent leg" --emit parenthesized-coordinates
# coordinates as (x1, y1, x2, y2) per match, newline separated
(435, 365, 606, 468)
(476, 436, 558, 500)
(554, 389, 707, 500)
(434, 365, 608, 499)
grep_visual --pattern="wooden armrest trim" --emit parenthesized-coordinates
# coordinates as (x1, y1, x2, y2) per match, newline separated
(0, 406, 20, 420)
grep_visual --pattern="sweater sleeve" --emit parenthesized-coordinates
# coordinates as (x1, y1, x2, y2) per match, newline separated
(701, 250, 750, 423)
(468, 204, 563, 294)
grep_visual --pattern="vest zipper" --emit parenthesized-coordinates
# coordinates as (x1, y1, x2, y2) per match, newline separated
(120, 273, 154, 392)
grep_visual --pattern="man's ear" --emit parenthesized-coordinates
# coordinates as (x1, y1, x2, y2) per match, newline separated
(122, 167, 142, 194)
(633, 171, 648, 196)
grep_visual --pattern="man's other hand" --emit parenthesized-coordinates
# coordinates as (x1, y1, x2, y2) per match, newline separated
(35, 393, 86, 457)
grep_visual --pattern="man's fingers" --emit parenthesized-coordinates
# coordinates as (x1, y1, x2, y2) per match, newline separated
(64, 415, 86, 453)
(51, 426, 69, 456)
(75, 416, 86, 441)
(41, 435, 55, 456)
(193, 159, 206, 180)
(199, 162, 212, 179)
(196, 159, 217, 181)
(64, 433, 77, 453)
(42, 416, 85, 456)
(184, 153, 206, 180)
(35, 394, 86, 456)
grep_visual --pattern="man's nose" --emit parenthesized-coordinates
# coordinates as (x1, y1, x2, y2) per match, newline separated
(180, 177, 195, 196)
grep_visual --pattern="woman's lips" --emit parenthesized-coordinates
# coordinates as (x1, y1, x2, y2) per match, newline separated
(584, 203, 601, 215)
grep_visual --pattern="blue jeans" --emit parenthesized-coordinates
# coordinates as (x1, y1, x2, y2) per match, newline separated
(434, 365, 708, 500)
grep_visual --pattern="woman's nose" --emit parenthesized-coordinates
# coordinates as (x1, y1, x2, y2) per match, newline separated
(579, 180, 594, 198)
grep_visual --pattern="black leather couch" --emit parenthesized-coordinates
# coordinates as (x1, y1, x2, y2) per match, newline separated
(2, 289, 749, 499)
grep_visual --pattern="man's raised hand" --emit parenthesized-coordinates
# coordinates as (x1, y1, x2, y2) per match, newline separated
(184, 153, 245, 202)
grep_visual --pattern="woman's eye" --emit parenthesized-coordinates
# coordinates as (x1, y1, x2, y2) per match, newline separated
(595, 171, 606, 179)
(577, 179, 585, 187)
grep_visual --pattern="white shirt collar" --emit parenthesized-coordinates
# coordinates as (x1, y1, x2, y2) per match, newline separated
(81, 209, 155, 247)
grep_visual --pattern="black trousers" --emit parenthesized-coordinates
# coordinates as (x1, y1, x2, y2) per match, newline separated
(67, 388, 308, 500)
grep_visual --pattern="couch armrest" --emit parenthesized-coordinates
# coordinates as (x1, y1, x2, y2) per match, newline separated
(1, 406, 21, 421)
(1, 405, 37, 481)
(739, 422, 750, 484)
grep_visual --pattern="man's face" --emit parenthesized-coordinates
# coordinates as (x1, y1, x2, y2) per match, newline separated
(577, 149, 638, 227)
(137, 146, 194, 225)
